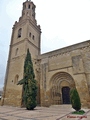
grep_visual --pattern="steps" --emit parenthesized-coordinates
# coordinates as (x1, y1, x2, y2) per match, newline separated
(50, 104, 72, 109)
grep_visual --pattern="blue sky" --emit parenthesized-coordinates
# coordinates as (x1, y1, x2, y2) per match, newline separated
(1, 0, 90, 89)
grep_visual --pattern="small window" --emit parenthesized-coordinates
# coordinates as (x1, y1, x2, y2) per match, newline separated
(32, 7, 35, 11)
(24, 5, 26, 10)
(14, 75, 19, 84)
(32, 35, 35, 40)
(29, 32, 31, 37)
(15, 48, 18, 56)
(32, 6, 35, 11)
(18, 28, 22, 38)
(28, 5, 30, 9)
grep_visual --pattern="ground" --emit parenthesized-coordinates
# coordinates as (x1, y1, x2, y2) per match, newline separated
(0, 105, 89, 120)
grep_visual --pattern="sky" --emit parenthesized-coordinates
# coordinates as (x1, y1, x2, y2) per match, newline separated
(1, 0, 90, 89)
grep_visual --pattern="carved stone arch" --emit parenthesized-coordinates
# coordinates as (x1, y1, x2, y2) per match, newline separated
(18, 28, 22, 38)
(49, 72, 75, 105)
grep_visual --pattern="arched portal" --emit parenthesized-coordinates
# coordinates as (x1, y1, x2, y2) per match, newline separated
(50, 72, 75, 105)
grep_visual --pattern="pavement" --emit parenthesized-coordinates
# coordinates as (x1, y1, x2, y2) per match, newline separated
(0, 105, 90, 120)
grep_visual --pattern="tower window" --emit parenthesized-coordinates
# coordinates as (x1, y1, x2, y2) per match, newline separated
(14, 75, 19, 84)
(18, 28, 22, 38)
(28, 5, 30, 9)
(24, 5, 26, 10)
(32, 35, 35, 40)
(32, 7, 34, 10)
(32, 6, 35, 12)
(15, 48, 18, 56)
(29, 32, 31, 37)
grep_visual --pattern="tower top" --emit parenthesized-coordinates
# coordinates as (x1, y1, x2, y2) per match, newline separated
(14, 0, 36, 24)
(14, 0, 41, 31)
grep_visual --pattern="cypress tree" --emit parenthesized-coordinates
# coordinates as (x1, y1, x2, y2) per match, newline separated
(17, 49, 37, 110)
(70, 88, 81, 111)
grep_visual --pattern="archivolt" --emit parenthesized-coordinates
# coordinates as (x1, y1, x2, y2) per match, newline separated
(50, 72, 75, 87)
(50, 72, 75, 104)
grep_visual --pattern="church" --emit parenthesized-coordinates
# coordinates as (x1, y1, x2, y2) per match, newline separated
(1, 0, 90, 108)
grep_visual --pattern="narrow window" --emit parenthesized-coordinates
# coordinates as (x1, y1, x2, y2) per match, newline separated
(32, 35, 34, 40)
(24, 5, 26, 10)
(15, 48, 18, 56)
(29, 32, 31, 37)
(28, 5, 30, 9)
(32, 6, 35, 11)
(14, 75, 19, 84)
(18, 28, 22, 38)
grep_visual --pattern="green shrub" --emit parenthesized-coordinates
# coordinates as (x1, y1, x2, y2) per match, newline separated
(72, 110, 85, 115)
(17, 49, 37, 110)
(70, 88, 81, 111)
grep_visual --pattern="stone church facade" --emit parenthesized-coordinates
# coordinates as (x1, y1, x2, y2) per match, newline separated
(1, 0, 90, 108)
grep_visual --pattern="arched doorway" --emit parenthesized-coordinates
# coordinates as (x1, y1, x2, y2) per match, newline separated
(50, 72, 75, 105)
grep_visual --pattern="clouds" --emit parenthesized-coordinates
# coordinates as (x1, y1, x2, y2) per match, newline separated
(6, 0, 23, 21)
(0, 52, 6, 88)
(36, 0, 90, 52)
(4, 0, 90, 46)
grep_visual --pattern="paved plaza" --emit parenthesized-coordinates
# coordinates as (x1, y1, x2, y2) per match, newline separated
(0, 105, 90, 120)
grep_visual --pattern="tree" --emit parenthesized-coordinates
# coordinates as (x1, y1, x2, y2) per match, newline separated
(17, 49, 37, 110)
(70, 88, 81, 111)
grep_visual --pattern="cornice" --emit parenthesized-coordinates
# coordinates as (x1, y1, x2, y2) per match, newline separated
(10, 38, 40, 51)
(38, 40, 90, 59)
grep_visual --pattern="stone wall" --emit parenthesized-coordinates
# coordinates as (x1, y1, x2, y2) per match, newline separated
(2, 88, 22, 107)
(39, 40, 90, 108)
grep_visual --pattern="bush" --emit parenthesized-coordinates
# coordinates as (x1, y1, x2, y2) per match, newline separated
(72, 110, 85, 115)
(17, 49, 37, 110)
(70, 88, 81, 111)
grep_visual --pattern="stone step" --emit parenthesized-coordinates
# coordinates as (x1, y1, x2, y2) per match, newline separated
(50, 104, 72, 109)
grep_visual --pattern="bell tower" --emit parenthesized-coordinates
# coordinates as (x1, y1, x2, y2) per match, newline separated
(2, 0, 41, 106)
(22, 0, 36, 22)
